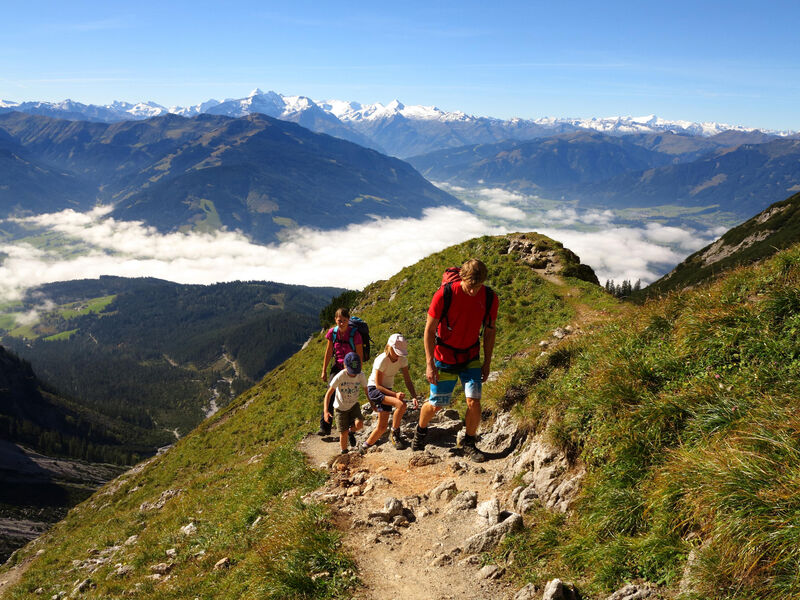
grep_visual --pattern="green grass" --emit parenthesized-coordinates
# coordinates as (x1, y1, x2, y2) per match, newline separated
(490, 244, 800, 598)
(57, 295, 116, 319)
(43, 329, 78, 341)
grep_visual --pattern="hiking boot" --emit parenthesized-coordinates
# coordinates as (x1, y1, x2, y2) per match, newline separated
(316, 425, 330, 436)
(411, 426, 427, 451)
(348, 431, 357, 447)
(341, 448, 349, 455)
(461, 435, 486, 463)
(390, 429, 409, 450)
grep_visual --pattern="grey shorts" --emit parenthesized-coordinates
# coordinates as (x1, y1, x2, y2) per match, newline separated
(335, 403, 363, 432)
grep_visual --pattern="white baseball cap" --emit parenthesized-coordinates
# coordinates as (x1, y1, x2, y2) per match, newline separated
(387, 333, 408, 356)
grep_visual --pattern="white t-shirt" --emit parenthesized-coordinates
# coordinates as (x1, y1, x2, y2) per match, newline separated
(328, 370, 367, 411)
(367, 352, 409, 389)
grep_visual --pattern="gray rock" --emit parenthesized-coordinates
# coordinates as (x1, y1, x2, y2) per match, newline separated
(430, 480, 458, 501)
(553, 328, 567, 339)
(542, 578, 580, 600)
(139, 488, 182, 512)
(479, 564, 505, 579)
(363, 474, 392, 493)
(180, 522, 197, 536)
(69, 579, 93, 598)
(516, 484, 540, 514)
(476, 498, 501, 526)
(461, 512, 523, 554)
(513, 583, 538, 600)
(107, 564, 133, 579)
(214, 557, 230, 570)
(479, 413, 522, 454)
(384, 497, 405, 518)
(504, 439, 585, 513)
(448, 490, 478, 512)
(606, 584, 658, 600)
(510, 486, 524, 506)
(431, 553, 453, 566)
(150, 562, 172, 575)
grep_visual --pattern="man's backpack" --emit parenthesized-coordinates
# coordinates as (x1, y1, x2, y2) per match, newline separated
(332, 316, 372, 360)
(435, 267, 495, 363)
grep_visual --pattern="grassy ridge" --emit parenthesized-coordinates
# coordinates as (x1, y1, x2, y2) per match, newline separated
(3, 233, 602, 599)
(487, 244, 800, 598)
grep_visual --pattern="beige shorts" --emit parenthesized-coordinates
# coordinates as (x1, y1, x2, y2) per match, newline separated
(335, 404, 363, 432)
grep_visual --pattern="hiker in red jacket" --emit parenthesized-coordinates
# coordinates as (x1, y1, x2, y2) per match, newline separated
(412, 259, 498, 462)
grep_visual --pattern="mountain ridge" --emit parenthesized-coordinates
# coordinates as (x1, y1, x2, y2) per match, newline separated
(2, 90, 794, 157)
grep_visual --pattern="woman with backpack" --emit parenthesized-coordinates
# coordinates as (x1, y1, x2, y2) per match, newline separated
(318, 307, 364, 437)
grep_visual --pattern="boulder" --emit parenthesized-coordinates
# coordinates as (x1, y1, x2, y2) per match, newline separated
(429, 480, 458, 501)
(479, 412, 523, 454)
(461, 512, 523, 554)
(476, 498, 501, 526)
(543, 578, 580, 600)
(447, 491, 478, 512)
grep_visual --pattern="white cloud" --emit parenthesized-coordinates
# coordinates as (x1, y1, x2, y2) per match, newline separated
(474, 187, 528, 220)
(0, 207, 509, 303)
(0, 203, 723, 306)
(540, 225, 717, 284)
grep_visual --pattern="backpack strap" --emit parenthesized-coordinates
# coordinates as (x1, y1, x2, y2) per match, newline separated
(348, 327, 357, 352)
(331, 325, 339, 344)
(440, 282, 454, 331)
(483, 286, 495, 330)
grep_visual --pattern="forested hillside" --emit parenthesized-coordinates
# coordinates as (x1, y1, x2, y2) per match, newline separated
(1, 277, 342, 451)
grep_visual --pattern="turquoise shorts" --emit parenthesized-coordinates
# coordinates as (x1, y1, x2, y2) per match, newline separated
(428, 359, 483, 407)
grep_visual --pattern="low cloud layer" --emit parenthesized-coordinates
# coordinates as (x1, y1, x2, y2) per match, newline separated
(0, 201, 723, 306)
(0, 207, 507, 302)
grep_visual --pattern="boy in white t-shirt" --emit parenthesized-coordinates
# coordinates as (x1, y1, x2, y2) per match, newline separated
(323, 352, 367, 454)
(362, 333, 419, 451)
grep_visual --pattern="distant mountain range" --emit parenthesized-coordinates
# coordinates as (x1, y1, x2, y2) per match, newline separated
(407, 131, 800, 220)
(2, 89, 794, 157)
(0, 112, 455, 241)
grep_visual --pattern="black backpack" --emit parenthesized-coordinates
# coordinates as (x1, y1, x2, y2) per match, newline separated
(332, 316, 371, 360)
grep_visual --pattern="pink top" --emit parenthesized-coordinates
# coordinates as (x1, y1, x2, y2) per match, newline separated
(326, 326, 363, 365)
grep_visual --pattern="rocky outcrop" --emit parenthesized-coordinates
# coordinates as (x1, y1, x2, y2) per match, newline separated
(504, 435, 585, 514)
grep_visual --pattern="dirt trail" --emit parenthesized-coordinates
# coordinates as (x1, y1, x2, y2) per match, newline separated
(300, 423, 520, 600)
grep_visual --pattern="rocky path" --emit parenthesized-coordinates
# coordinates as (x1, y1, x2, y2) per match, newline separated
(300, 403, 587, 600)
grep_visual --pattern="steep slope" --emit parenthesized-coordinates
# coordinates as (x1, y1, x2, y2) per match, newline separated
(110, 113, 455, 240)
(0, 233, 607, 599)
(475, 243, 800, 599)
(0, 129, 93, 215)
(0, 346, 128, 563)
(0, 345, 139, 463)
(642, 190, 800, 296)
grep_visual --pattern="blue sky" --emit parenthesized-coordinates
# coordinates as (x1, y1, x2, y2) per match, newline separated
(1, 0, 798, 130)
